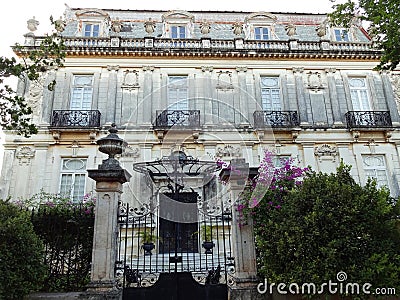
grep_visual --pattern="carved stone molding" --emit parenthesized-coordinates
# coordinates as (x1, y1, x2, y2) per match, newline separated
(215, 145, 241, 158)
(16, 146, 35, 166)
(201, 66, 213, 73)
(325, 68, 337, 75)
(292, 67, 304, 75)
(235, 67, 247, 73)
(142, 66, 155, 72)
(107, 65, 120, 72)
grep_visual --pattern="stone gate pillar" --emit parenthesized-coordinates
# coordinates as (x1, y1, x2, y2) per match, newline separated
(83, 125, 131, 300)
(221, 159, 263, 300)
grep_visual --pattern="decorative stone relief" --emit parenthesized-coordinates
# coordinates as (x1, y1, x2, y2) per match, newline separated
(215, 145, 241, 158)
(388, 72, 400, 110)
(144, 18, 156, 34)
(307, 71, 324, 91)
(316, 19, 328, 38)
(16, 146, 35, 166)
(285, 24, 296, 37)
(27, 74, 45, 121)
(200, 22, 211, 35)
(111, 17, 123, 33)
(121, 145, 140, 158)
(122, 70, 140, 89)
(216, 71, 234, 90)
(314, 144, 338, 162)
(232, 22, 243, 36)
(54, 17, 66, 32)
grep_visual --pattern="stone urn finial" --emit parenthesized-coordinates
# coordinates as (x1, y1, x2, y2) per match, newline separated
(27, 16, 39, 33)
(54, 16, 66, 32)
(144, 18, 156, 34)
(200, 22, 211, 35)
(285, 24, 296, 37)
(111, 17, 123, 33)
(97, 124, 127, 170)
(232, 22, 243, 36)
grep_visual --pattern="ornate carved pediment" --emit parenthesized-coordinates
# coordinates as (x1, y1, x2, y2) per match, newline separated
(162, 11, 195, 22)
(245, 12, 277, 24)
(75, 9, 109, 18)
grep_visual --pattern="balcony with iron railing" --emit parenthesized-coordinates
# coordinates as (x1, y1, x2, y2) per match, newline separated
(345, 111, 392, 129)
(50, 110, 101, 129)
(154, 110, 200, 130)
(253, 111, 300, 129)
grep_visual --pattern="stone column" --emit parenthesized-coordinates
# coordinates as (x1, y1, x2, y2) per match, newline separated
(222, 159, 263, 300)
(201, 66, 213, 126)
(83, 125, 131, 300)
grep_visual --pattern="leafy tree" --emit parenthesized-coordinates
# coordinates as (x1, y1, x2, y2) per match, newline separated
(0, 199, 46, 299)
(0, 18, 64, 137)
(329, 0, 400, 70)
(253, 163, 400, 295)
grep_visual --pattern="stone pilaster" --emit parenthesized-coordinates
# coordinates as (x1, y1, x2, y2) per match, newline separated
(293, 67, 308, 125)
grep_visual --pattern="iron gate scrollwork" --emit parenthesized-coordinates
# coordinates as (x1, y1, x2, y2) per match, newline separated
(115, 150, 235, 299)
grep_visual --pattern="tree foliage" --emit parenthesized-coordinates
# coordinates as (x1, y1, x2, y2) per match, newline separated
(329, 0, 400, 70)
(0, 18, 64, 137)
(253, 163, 400, 294)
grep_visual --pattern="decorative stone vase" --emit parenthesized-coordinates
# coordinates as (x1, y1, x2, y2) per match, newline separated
(142, 242, 155, 256)
(202, 241, 215, 254)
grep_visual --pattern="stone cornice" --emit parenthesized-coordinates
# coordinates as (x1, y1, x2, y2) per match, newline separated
(14, 36, 382, 62)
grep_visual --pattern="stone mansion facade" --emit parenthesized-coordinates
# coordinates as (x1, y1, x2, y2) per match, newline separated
(1, 6, 400, 202)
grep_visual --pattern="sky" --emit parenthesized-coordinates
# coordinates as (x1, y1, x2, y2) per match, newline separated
(0, 0, 339, 58)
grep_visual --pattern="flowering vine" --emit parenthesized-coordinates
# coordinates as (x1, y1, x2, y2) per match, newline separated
(236, 150, 309, 226)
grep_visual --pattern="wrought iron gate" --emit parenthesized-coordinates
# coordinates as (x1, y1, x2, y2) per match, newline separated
(116, 199, 234, 300)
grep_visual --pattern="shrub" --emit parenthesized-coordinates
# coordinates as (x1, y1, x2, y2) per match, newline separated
(251, 163, 400, 296)
(0, 199, 46, 299)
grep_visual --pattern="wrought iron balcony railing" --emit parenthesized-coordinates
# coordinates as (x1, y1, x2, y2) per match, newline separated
(154, 110, 200, 129)
(345, 111, 392, 129)
(50, 110, 101, 129)
(253, 111, 300, 128)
